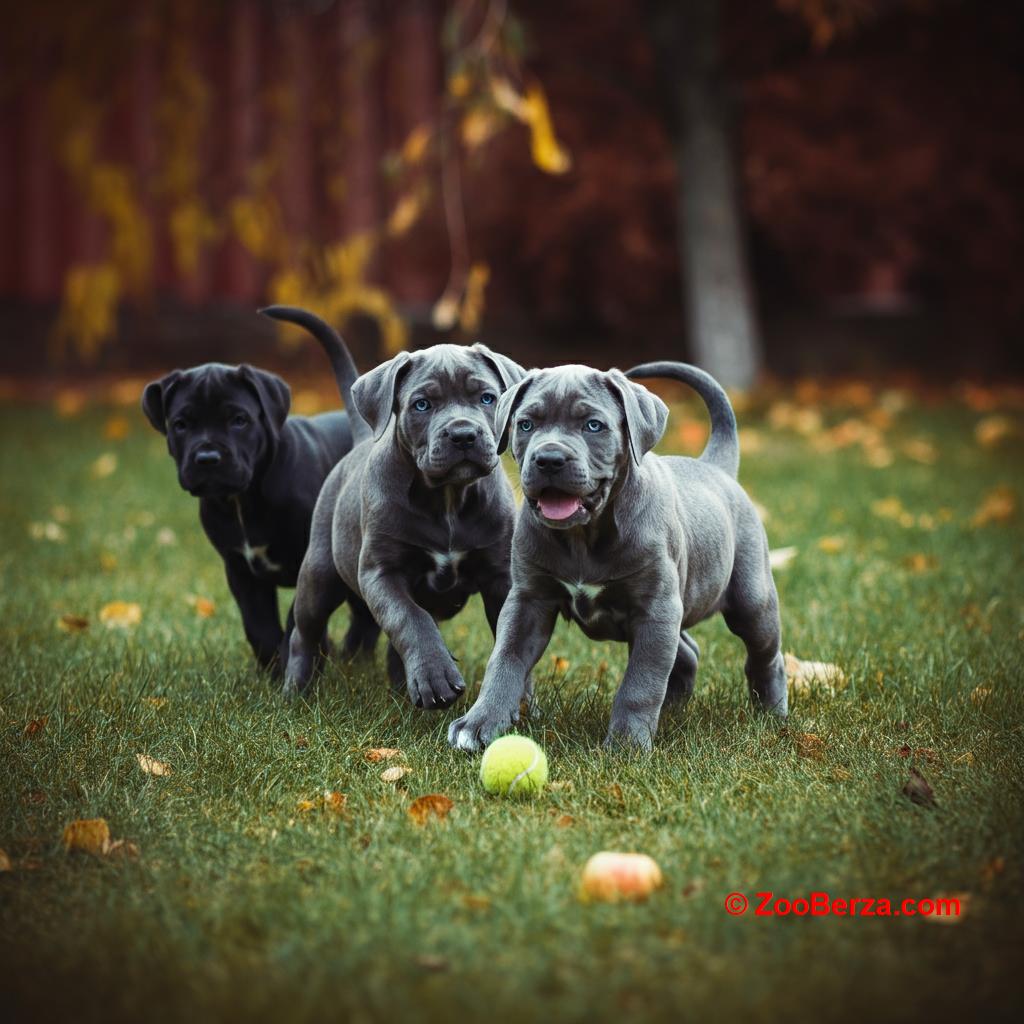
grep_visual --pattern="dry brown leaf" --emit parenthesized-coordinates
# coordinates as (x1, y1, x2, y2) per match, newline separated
(903, 768, 936, 807)
(970, 485, 1017, 528)
(63, 818, 111, 855)
(902, 553, 938, 573)
(187, 595, 216, 618)
(23, 716, 48, 738)
(364, 747, 402, 763)
(323, 790, 347, 814)
(99, 601, 142, 628)
(554, 814, 575, 828)
(136, 753, 172, 777)
(57, 613, 89, 633)
(818, 536, 846, 554)
(381, 766, 410, 784)
(794, 732, 825, 760)
(785, 653, 846, 695)
(769, 546, 798, 570)
(408, 794, 454, 825)
(104, 838, 140, 860)
(975, 415, 1014, 448)
(294, 734, 309, 749)
(0, 849, 11, 872)
(90, 452, 119, 479)
(970, 685, 992, 707)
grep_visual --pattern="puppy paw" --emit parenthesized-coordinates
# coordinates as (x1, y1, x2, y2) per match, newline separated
(447, 704, 517, 752)
(404, 654, 465, 710)
(603, 720, 655, 752)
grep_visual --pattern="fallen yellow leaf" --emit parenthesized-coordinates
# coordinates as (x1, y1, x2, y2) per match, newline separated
(136, 753, 172, 777)
(29, 521, 67, 542)
(381, 766, 410, 783)
(970, 485, 1017, 528)
(100, 601, 142, 628)
(103, 415, 131, 441)
(902, 553, 938, 573)
(188, 595, 216, 618)
(408, 794, 454, 825)
(970, 686, 992, 706)
(818, 536, 846, 554)
(364, 748, 402, 763)
(143, 696, 168, 709)
(785, 653, 846, 695)
(769, 546, 798, 570)
(550, 656, 570, 674)
(63, 818, 111, 855)
(90, 452, 119, 479)
(975, 415, 1013, 448)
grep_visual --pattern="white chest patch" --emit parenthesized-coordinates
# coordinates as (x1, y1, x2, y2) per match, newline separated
(430, 550, 466, 572)
(559, 579, 605, 602)
(239, 540, 283, 574)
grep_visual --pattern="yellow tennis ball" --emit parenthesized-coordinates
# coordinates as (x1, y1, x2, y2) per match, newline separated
(479, 735, 548, 798)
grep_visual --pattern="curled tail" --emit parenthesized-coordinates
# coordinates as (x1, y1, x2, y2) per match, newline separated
(259, 305, 371, 444)
(625, 360, 739, 478)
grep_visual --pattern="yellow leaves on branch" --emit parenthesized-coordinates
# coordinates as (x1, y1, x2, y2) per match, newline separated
(400, 124, 432, 166)
(490, 77, 571, 175)
(52, 264, 121, 364)
(431, 262, 491, 333)
(169, 199, 220, 278)
(270, 234, 409, 358)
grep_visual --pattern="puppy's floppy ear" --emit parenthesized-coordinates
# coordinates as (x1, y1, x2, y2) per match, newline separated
(471, 343, 527, 391)
(238, 366, 291, 458)
(605, 369, 669, 465)
(495, 373, 536, 456)
(141, 371, 184, 435)
(351, 351, 412, 442)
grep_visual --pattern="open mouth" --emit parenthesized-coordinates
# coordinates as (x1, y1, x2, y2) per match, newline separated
(532, 488, 585, 521)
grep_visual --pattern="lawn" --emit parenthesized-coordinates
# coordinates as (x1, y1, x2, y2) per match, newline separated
(1, 382, 1022, 1023)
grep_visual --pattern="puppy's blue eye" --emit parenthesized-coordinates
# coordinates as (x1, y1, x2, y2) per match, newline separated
(480, 392, 496, 405)
(585, 419, 605, 433)
(518, 418, 533, 432)
(413, 398, 431, 412)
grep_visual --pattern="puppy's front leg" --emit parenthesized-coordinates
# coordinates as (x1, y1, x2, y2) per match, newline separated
(606, 599, 683, 751)
(448, 592, 557, 752)
(359, 565, 464, 709)
(224, 556, 284, 673)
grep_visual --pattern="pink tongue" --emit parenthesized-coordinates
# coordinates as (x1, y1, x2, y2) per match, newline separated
(538, 490, 583, 520)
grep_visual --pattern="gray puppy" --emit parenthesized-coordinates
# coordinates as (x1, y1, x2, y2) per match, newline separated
(448, 360, 787, 752)
(283, 335, 526, 706)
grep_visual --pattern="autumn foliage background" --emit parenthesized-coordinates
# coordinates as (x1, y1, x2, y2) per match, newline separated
(1, 0, 1021, 380)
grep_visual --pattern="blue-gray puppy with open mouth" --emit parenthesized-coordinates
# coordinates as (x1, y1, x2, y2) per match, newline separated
(448, 360, 787, 752)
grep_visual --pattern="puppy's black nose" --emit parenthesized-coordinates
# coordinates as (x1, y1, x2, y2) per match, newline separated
(534, 447, 567, 472)
(194, 449, 222, 466)
(448, 425, 477, 451)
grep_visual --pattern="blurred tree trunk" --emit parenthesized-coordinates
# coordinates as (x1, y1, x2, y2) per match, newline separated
(653, 0, 761, 389)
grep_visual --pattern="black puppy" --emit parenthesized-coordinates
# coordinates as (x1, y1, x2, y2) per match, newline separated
(141, 307, 377, 673)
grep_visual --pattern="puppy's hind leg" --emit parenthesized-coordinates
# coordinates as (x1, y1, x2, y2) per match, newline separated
(663, 631, 699, 708)
(723, 567, 787, 717)
(342, 595, 380, 659)
(285, 555, 347, 699)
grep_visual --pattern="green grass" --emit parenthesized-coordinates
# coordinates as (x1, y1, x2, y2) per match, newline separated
(1, 391, 1022, 1023)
